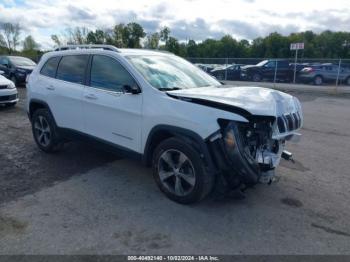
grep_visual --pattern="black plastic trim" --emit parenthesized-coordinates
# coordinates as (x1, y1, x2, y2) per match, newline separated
(58, 128, 142, 160)
(208, 123, 260, 186)
(28, 99, 55, 122)
(143, 125, 217, 173)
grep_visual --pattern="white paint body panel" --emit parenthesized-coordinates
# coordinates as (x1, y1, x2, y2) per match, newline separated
(0, 75, 18, 104)
(27, 49, 302, 155)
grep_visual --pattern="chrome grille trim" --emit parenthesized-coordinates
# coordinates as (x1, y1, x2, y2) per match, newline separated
(277, 112, 301, 133)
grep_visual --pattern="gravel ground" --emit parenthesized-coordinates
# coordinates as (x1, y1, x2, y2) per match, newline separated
(0, 87, 350, 254)
(0, 88, 118, 204)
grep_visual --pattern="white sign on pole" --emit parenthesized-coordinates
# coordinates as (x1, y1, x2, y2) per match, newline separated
(291, 43, 304, 83)
(290, 42, 304, 50)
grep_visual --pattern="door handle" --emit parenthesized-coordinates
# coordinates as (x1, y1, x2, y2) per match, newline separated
(84, 93, 97, 100)
(46, 85, 55, 90)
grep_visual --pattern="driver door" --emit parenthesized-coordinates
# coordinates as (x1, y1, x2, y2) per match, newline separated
(83, 55, 143, 153)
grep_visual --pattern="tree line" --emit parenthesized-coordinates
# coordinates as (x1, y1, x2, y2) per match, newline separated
(1, 22, 350, 61)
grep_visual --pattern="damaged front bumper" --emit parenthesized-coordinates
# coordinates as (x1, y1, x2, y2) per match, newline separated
(207, 119, 301, 187)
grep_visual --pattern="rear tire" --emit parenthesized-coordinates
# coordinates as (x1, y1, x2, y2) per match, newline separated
(31, 108, 63, 153)
(346, 77, 350, 86)
(152, 137, 215, 204)
(313, 75, 323, 85)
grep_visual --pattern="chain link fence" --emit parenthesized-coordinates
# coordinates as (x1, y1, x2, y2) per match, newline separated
(187, 57, 350, 87)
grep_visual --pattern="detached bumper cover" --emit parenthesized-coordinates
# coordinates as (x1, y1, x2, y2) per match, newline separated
(208, 126, 261, 185)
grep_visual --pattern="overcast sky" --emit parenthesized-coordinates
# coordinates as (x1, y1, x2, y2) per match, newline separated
(0, 0, 349, 49)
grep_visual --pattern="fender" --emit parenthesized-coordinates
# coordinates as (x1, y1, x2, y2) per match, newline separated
(28, 99, 55, 123)
(143, 125, 217, 173)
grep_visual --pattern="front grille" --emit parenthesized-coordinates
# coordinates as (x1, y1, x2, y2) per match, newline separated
(0, 85, 8, 89)
(277, 112, 301, 133)
(0, 94, 17, 102)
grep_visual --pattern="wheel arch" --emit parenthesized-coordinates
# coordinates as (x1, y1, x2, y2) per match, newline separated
(29, 99, 54, 122)
(143, 125, 216, 172)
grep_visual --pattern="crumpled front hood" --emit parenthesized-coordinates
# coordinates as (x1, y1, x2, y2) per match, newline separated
(167, 85, 301, 117)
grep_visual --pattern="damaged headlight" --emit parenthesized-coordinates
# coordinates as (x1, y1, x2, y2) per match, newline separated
(223, 122, 236, 155)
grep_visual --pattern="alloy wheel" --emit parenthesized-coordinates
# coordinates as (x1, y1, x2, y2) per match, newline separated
(34, 115, 51, 147)
(253, 74, 261, 82)
(158, 149, 196, 197)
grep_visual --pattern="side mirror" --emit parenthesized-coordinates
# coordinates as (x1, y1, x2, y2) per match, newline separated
(0, 70, 4, 75)
(123, 84, 141, 94)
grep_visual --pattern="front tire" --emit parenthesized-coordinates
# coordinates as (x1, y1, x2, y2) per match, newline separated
(346, 77, 350, 86)
(252, 73, 262, 82)
(31, 109, 63, 153)
(216, 72, 225, 80)
(313, 75, 323, 85)
(152, 137, 215, 204)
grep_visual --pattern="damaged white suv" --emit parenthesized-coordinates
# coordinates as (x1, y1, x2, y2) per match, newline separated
(26, 45, 303, 204)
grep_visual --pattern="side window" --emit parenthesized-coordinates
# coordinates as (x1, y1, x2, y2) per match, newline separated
(265, 61, 276, 68)
(56, 55, 89, 84)
(90, 55, 136, 92)
(0, 57, 9, 66)
(277, 61, 288, 68)
(40, 56, 61, 78)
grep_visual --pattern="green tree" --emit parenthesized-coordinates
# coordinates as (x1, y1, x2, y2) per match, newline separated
(145, 32, 160, 49)
(125, 22, 146, 48)
(160, 26, 170, 44)
(22, 35, 39, 51)
(165, 37, 180, 55)
(86, 30, 108, 44)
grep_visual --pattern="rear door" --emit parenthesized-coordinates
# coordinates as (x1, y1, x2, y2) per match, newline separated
(83, 54, 143, 152)
(262, 61, 276, 79)
(276, 60, 291, 80)
(47, 54, 89, 132)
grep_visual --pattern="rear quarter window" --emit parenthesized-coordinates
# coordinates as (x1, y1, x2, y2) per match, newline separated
(40, 56, 61, 78)
(56, 55, 89, 84)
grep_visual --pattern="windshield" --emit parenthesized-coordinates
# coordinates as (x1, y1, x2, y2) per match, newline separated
(256, 60, 268, 66)
(9, 57, 36, 66)
(126, 55, 221, 90)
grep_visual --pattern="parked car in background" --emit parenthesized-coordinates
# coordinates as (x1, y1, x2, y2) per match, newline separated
(195, 63, 216, 73)
(0, 70, 18, 107)
(0, 56, 36, 86)
(240, 59, 300, 82)
(298, 63, 350, 85)
(210, 64, 241, 80)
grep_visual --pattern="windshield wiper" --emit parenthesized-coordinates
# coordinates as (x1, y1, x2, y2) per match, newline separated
(158, 87, 182, 91)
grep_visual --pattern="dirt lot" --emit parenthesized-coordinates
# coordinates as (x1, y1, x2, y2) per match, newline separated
(0, 87, 350, 254)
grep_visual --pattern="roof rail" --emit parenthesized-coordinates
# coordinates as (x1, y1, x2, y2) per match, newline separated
(54, 44, 120, 52)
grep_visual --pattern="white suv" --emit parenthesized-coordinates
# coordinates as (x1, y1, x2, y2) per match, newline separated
(26, 45, 303, 204)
